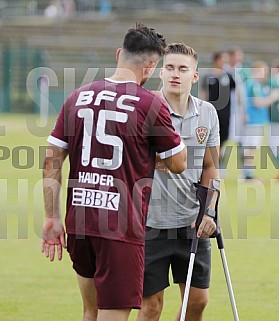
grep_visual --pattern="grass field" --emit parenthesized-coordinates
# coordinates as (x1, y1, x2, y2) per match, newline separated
(1, 113, 279, 321)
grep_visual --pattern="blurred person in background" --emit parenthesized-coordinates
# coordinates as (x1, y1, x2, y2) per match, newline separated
(240, 60, 279, 180)
(44, 0, 75, 17)
(200, 50, 235, 177)
(63, 0, 75, 16)
(44, 0, 64, 17)
(268, 59, 279, 179)
(225, 47, 247, 145)
(200, 51, 234, 149)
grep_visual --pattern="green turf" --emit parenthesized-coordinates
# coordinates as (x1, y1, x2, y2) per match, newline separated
(1, 113, 279, 321)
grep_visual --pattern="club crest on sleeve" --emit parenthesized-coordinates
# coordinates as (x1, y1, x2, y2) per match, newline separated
(195, 126, 208, 144)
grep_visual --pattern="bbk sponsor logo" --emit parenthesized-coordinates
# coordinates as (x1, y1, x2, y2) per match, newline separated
(72, 188, 120, 211)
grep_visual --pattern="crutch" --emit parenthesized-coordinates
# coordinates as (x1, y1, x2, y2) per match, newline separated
(180, 180, 240, 321)
(216, 228, 240, 321)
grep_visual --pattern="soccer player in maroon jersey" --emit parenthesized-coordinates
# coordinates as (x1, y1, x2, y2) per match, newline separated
(41, 23, 186, 321)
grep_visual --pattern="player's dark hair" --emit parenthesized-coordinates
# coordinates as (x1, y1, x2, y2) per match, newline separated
(123, 23, 166, 57)
(212, 51, 225, 62)
(164, 43, 198, 62)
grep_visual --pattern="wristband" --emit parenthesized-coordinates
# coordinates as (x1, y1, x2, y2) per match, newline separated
(205, 208, 216, 219)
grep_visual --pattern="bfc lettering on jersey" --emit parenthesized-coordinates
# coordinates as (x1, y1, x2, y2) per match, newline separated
(49, 79, 183, 243)
(75, 90, 140, 112)
(72, 188, 120, 211)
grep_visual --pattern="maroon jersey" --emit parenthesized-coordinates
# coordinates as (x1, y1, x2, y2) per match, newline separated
(48, 79, 184, 245)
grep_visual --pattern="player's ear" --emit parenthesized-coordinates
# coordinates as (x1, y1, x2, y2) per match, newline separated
(159, 67, 163, 80)
(144, 61, 156, 77)
(192, 71, 199, 84)
(149, 61, 157, 69)
(116, 48, 121, 61)
(143, 66, 152, 78)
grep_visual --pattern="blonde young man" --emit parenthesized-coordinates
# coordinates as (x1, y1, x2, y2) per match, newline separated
(137, 43, 220, 321)
(41, 25, 186, 321)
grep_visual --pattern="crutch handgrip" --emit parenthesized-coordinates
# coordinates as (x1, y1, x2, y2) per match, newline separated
(216, 232, 224, 249)
(193, 180, 220, 237)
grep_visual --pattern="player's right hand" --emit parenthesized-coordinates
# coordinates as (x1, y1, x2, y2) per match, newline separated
(41, 217, 66, 262)
(155, 155, 170, 173)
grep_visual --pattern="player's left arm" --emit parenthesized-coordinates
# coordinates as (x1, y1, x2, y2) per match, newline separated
(41, 144, 68, 261)
(195, 145, 220, 238)
(253, 88, 279, 108)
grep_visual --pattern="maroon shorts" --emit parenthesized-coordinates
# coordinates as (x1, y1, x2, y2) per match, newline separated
(67, 234, 144, 309)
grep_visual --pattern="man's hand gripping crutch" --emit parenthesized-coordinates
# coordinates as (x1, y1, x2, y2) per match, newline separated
(180, 179, 240, 321)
